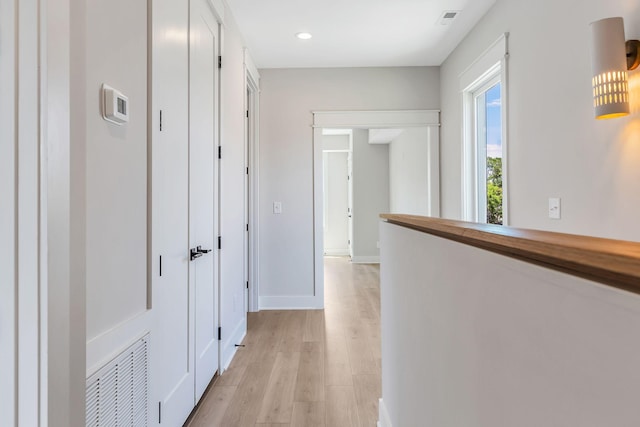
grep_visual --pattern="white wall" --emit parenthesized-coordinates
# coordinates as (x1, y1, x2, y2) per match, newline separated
(259, 67, 439, 305)
(389, 127, 431, 215)
(440, 0, 640, 242)
(85, 0, 148, 343)
(380, 221, 640, 426)
(352, 129, 389, 262)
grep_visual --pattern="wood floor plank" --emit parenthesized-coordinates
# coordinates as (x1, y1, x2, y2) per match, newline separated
(256, 351, 302, 423)
(277, 311, 305, 353)
(324, 333, 352, 387)
(345, 335, 377, 376)
(219, 356, 277, 427)
(216, 348, 250, 386)
(325, 385, 360, 427)
(187, 385, 237, 427)
(248, 311, 286, 364)
(353, 374, 381, 427)
(291, 401, 325, 427)
(303, 310, 325, 342)
(294, 349, 324, 402)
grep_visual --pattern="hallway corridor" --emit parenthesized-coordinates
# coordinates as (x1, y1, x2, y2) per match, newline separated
(187, 257, 381, 426)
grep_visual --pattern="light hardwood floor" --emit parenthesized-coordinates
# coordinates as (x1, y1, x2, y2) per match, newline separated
(186, 257, 381, 427)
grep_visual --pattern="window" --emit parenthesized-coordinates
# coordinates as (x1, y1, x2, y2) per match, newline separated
(474, 78, 503, 224)
(461, 34, 508, 225)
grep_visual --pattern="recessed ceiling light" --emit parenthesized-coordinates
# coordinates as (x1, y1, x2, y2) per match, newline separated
(296, 32, 313, 40)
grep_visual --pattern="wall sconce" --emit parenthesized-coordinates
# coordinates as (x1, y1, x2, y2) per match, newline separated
(589, 17, 640, 119)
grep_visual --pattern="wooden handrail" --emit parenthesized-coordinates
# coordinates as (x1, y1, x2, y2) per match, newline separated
(381, 214, 640, 295)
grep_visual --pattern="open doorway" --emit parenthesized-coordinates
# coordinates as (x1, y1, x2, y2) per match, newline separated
(312, 110, 441, 305)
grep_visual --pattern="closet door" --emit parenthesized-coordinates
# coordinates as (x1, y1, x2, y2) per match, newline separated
(152, 0, 193, 424)
(189, 0, 219, 402)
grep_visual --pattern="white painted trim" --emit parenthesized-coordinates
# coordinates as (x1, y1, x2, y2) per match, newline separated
(313, 127, 325, 305)
(206, 0, 224, 24)
(220, 316, 247, 372)
(324, 249, 350, 256)
(86, 311, 153, 377)
(459, 33, 508, 91)
(313, 110, 440, 128)
(378, 398, 393, 427)
(244, 49, 261, 313)
(0, 1, 18, 423)
(259, 296, 324, 310)
(460, 33, 510, 224)
(244, 47, 260, 82)
(351, 256, 380, 264)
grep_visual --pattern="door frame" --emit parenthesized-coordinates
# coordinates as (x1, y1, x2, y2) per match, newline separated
(243, 49, 260, 313)
(312, 110, 440, 305)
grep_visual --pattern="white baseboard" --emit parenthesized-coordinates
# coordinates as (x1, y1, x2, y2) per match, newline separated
(378, 398, 393, 427)
(324, 249, 350, 256)
(351, 256, 380, 264)
(259, 295, 324, 310)
(221, 316, 247, 373)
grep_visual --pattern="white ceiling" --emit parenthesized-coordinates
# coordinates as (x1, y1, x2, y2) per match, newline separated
(225, 0, 497, 69)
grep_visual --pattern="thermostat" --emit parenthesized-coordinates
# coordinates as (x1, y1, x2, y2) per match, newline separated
(102, 84, 129, 125)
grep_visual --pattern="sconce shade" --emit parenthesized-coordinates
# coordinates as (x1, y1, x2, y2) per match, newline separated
(589, 17, 630, 119)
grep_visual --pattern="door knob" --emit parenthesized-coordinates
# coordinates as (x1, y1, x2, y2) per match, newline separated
(196, 245, 212, 254)
(190, 248, 203, 261)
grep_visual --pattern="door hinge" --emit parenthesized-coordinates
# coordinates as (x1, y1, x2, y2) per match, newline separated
(218, 146, 221, 159)
(218, 56, 222, 69)
(218, 327, 221, 340)
(159, 255, 162, 277)
(246, 223, 249, 232)
(159, 110, 163, 131)
(348, 239, 351, 245)
(246, 110, 249, 118)
(246, 167, 249, 175)
(158, 401, 162, 424)
(218, 236, 222, 249)
(246, 281, 249, 289)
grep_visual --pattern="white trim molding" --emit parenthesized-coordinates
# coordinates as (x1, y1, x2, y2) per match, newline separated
(351, 256, 380, 264)
(461, 33, 510, 225)
(244, 48, 261, 312)
(259, 296, 324, 310)
(313, 110, 439, 128)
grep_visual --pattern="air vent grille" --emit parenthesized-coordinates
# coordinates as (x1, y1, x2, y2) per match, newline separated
(439, 10, 461, 25)
(86, 335, 149, 427)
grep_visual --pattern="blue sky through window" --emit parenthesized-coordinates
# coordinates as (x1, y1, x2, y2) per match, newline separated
(486, 83, 502, 158)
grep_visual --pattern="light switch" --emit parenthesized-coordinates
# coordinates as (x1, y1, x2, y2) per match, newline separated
(273, 201, 282, 214)
(548, 197, 561, 219)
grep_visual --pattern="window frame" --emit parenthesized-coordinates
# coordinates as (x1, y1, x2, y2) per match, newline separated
(461, 34, 509, 225)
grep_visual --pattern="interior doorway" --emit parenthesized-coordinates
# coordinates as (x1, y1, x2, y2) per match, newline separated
(312, 110, 441, 305)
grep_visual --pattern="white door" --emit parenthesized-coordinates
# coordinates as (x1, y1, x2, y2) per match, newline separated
(347, 151, 353, 258)
(244, 89, 250, 312)
(153, 0, 193, 423)
(189, 0, 219, 402)
(323, 151, 350, 256)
